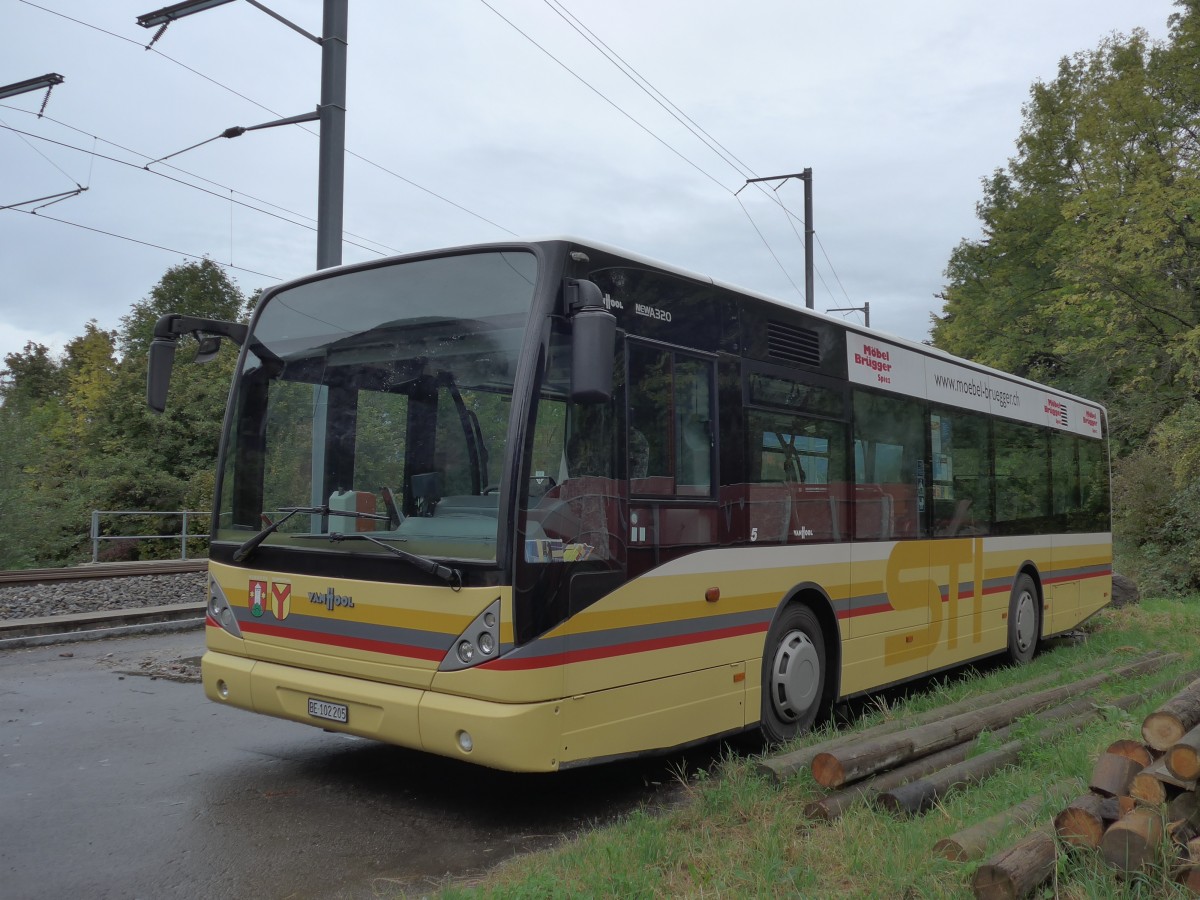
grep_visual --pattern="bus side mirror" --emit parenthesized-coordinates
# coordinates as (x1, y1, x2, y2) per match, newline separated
(567, 279, 616, 404)
(144, 313, 249, 413)
(147, 338, 177, 413)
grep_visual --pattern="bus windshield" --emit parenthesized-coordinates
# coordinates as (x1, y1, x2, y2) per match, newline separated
(215, 250, 539, 564)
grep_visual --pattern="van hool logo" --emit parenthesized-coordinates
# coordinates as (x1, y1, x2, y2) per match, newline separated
(248, 580, 291, 620)
(1044, 397, 1069, 427)
(309, 587, 356, 611)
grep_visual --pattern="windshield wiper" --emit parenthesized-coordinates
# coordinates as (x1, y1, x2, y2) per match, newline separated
(325, 532, 462, 588)
(232, 505, 326, 564)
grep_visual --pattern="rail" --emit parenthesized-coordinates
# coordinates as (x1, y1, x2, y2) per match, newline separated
(0, 558, 208, 586)
(90, 510, 210, 563)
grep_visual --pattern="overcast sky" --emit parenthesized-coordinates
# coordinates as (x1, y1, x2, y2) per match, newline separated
(0, 0, 1182, 367)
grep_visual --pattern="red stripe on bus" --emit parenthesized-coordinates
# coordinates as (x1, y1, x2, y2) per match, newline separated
(845, 602, 892, 618)
(239, 620, 445, 661)
(482, 621, 769, 671)
(1043, 568, 1111, 586)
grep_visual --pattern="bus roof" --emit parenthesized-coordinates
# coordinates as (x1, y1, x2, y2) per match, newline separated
(261, 235, 1107, 418)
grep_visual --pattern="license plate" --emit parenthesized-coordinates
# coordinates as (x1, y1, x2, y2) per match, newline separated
(308, 698, 348, 724)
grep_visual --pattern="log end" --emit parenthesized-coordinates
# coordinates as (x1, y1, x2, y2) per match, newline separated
(933, 837, 968, 862)
(802, 799, 833, 822)
(1100, 809, 1164, 873)
(1175, 865, 1200, 893)
(1144, 712, 1186, 753)
(810, 752, 844, 789)
(752, 760, 785, 784)
(1089, 752, 1144, 799)
(1168, 746, 1200, 783)
(1105, 738, 1154, 769)
(1129, 772, 1169, 806)
(1054, 807, 1105, 849)
(971, 864, 1018, 900)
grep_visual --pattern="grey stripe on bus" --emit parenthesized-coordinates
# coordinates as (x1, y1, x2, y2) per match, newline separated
(232, 607, 453, 652)
(498, 606, 775, 662)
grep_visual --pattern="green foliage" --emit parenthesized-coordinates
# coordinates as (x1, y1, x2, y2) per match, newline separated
(934, 2, 1200, 589)
(0, 258, 247, 567)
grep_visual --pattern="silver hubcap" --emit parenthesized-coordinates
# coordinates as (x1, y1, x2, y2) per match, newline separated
(770, 630, 819, 722)
(1013, 589, 1037, 653)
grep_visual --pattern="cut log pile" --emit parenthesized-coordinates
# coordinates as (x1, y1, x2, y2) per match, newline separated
(980, 669, 1200, 898)
(757, 650, 1200, 898)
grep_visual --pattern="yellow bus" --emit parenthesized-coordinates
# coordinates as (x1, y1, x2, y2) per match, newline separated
(147, 239, 1112, 772)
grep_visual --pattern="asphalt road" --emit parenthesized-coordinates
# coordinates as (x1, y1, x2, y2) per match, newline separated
(1, 631, 701, 899)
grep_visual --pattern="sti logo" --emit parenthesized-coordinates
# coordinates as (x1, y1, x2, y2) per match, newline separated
(248, 579, 292, 620)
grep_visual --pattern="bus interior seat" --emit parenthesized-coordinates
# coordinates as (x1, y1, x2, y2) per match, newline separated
(854, 485, 893, 540)
(747, 482, 791, 543)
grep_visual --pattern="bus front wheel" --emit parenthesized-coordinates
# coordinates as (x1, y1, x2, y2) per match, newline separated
(760, 604, 825, 744)
(1006, 573, 1040, 665)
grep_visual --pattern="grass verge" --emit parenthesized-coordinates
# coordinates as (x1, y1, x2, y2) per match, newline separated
(439, 597, 1200, 899)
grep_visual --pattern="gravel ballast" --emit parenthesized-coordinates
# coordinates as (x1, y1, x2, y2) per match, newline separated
(0, 573, 207, 621)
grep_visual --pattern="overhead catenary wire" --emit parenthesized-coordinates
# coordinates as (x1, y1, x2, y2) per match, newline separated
(479, 0, 809, 298)
(0, 120, 393, 259)
(0, 112, 83, 192)
(1, 103, 398, 255)
(477, 0, 731, 195)
(15, 0, 848, 305)
(496, 0, 849, 305)
(540, 0, 757, 181)
(16, 0, 516, 238)
(5, 205, 280, 280)
(536, 0, 854, 306)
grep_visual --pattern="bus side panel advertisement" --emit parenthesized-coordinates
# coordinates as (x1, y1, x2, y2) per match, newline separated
(847, 336, 1104, 439)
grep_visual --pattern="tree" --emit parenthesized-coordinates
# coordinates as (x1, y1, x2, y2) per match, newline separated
(933, 1, 1200, 589)
(119, 257, 246, 356)
(91, 261, 248, 545)
(1, 342, 66, 411)
(0, 260, 249, 567)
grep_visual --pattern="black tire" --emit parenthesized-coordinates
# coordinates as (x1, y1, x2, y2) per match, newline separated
(760, 604, 826, 744)
(1006, 572, 1040, 665)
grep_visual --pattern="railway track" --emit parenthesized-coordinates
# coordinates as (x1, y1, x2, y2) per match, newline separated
(0, 559, 208, 648)
(0, 602, 206, 649)
(0, 558, 207, 587)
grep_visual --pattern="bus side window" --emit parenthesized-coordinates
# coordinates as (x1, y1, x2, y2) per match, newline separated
(750, 410, 848, 542)
(628, 344, 715, 498)
(629, 344, 673, 495)
(994, 420, 1050, 531)
(674, 357, 713, 496)
(853, 391, 927, 540)
(931, 408, 991, 537)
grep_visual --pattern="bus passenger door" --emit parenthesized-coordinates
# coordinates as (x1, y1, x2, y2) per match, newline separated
(625, 343, 719, 578)
(844, 391, 932, 691)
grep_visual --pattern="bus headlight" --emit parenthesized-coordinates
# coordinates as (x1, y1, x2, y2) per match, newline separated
(207, 577, 243, 638)
(440, 598, 502, 671)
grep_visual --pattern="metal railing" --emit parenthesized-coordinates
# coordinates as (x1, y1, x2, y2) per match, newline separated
(90, 510, 210, 563)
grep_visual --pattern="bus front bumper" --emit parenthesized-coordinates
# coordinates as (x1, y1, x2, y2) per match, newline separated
(202, 650, 564, 772)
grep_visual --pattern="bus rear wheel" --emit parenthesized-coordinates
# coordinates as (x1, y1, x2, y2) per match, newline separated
(1006, 573, 1040, 665)
(760, 605, 825, 744)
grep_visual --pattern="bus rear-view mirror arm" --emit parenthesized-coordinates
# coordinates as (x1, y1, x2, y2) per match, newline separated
(146, 314, 249, 413)
(566, 278, 616, 404)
